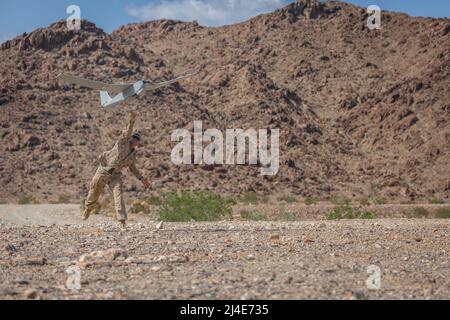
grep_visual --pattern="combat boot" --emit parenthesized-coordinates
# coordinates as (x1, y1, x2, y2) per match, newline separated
(81, 207, 93, 221)
(118, 220, 127, 231)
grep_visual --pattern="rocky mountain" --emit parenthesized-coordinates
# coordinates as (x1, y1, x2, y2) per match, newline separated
(0, 0, 449, 203)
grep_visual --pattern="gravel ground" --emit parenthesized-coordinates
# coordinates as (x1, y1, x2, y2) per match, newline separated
(0, 205, 448, 300)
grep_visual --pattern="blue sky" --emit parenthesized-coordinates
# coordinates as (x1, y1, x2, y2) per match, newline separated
(1, 0, 449, 43)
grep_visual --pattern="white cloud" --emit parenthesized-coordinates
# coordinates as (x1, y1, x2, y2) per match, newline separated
(126, 0, 291, 26)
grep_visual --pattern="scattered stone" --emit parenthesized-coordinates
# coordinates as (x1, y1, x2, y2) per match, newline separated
(83, 112, 92, 120)
(12, 279, 30, 285)
(124, 257, 136, 264)
(5, 244, 17, 254)
(352, 290, 366, 300)
(24, 135, 41, 148)
(168, 254, 189, 263)
(22, 288, 39, 299)
(78, 248, 126, 268)
(270, 234, 280, 240)
(25, 257, 47, 266)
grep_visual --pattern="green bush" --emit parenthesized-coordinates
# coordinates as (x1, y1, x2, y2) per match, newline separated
(435, 208, 450, 219)
(430, 198, 445, 204)
(18, 194, 35, 205)
(240, 210, 267, 221)
(304, 197, 319, 206)
(239, 192, 259, 205)
(327, 200, 375, 220)
(330, 197, 352, 206)
(159, 191, 233, 222)
(225, 196, 238, 206)
(146, 195, 162, 206)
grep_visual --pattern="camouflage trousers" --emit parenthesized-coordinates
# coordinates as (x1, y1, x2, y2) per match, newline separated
(85, 167, 127, 221)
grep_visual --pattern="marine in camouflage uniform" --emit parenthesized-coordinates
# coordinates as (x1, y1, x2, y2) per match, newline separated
(82, 112, 150, 228)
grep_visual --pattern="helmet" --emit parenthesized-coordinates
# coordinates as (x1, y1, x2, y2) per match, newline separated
(131, 133, 141, 141)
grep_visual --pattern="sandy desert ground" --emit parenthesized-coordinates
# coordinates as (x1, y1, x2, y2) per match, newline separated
(0, 204, 448, 300)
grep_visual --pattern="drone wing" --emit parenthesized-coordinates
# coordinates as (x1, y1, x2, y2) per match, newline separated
(144, 69, 199, 91)
(57, 73, 132, 96)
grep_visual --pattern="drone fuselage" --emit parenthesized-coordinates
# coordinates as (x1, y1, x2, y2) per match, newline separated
(57, 69, 198, 108)
(100, 80, 145, 108)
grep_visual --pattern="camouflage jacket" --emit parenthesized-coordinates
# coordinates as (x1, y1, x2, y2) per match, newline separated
(98, 117, 143, 180)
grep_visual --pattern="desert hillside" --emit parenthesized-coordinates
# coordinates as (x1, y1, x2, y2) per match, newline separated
(0, 0, 449, 203)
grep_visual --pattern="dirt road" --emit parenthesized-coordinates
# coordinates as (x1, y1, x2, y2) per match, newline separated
(0, 205, 448, 300)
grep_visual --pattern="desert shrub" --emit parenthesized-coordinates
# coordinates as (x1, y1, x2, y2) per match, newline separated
(274, 206, 300, 221)
(259, 195, 270, 204)
(239, 192, 259, 205)
(435, 208, 450, 219)
(407, 207, 429, 218)
(56, 194, 71, 204)
(277, 195, 297, 203)
(304, 197, 319, 206)
(327, 200, 375, 220)
(159, 191, 233, 222)
(239, 192, 270, 204)
(358, 197, 371, 206)
(430, 198, 445, 204)
(330, 197, 352, 206)
(225, 196, 238, 206)
(240, 210, 267, 221)
(18, 194, 35, 205)
(373, 197, 387, 205)
(146, 195, 162, 206)
(131, 201, 150, 214)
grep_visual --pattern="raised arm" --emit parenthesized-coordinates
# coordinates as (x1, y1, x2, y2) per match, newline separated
(121, 111, 139, 141)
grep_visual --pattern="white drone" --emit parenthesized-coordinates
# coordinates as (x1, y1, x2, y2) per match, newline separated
(57, 69, 198, 107)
